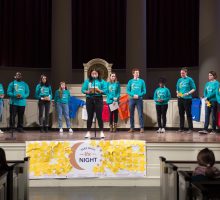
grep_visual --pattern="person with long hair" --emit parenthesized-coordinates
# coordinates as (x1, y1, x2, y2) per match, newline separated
(199, 71, 219, 134)
(7, 72, 30, 133)
(54, 82, 73, 134)
(81, 69, 106, 139)
(193, 148, 220, 180)
(0, 83, 4, 134)
(126, 68, 146, 133)
(106, 72, 121, 132)
(176, 67, 196, 134)
(35, 75, 52, 133)
(153, 77, 171, 133)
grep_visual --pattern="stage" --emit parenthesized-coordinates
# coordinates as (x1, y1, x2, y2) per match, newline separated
(1, 129, 220, 187)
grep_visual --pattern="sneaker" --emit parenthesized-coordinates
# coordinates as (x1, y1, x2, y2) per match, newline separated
(177, 129, 184, 132)
(17, 128, 24, 133)
(84, 131, 91, 139)
(198, 129, 209, 134)
(186, 129, 193, 134)
(100, 131, 105, 138)
(157, 128, 162, 133)
(59, 128, 63, 133)
(161, 128, 165, 133)
(69, 128, 73, 135)
(128, 129, 135, 133)
(0, 129, 4, 134)
(210, 130, 217, 135)
(140, 128, 144, 133)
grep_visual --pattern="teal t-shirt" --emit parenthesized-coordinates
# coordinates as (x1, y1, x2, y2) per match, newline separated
(153, 87, 171, 105)
(126, 78, 146, 99)
(215, 83, 220, 104)
(0, 84, 4, 102)
(35, 84, 53, 100)
(176, 76, 196, 99)
(106, 82, 121, 104)
(54, 89, 70, 104)
(7, 80, 30, 106)
(204, 80, 219, 102)
(81, 79, 106, 97)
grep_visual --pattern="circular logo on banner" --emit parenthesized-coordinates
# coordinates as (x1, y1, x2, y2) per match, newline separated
(69, 142, 101, 171)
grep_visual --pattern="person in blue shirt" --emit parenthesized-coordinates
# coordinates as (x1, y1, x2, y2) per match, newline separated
(199, 71, 219, 135)
(176, 67, 196, 134)
(126, 68, 146, 133)
(153, 78, 171, 133)
(35, 75, 52, 133)
(81, 69, 106, 139)
(106, 72, 121, 132)
(7, 72, 30, 133)
(0, 83, 4, 134)
(54, 82, 73, 134)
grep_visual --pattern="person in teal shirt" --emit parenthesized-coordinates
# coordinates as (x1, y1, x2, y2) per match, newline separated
(154, 78, 171, 133)
(176, 67, 196, 133)
(106, 72, 121, 132)
(0, 83, 4, 134)
(199, 71, 219, 134)
(81, 69, 106, 139)
(54, 82, 73, 134)
(7, 72, 30, 132)
(126, 68, 146, 133)
(35, 75, 52, 133)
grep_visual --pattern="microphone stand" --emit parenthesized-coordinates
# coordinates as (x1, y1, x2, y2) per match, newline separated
(6, 79, 16, 140)
(90, 77, 101, 140)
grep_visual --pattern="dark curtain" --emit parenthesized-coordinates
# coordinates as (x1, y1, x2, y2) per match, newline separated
(0, 0, 51, 68)
(72, 0, 126, 69)
(147, 0, 199, 68)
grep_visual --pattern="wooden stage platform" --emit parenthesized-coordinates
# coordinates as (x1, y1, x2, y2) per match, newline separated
(0, 129, 220, 143)
(1, 129, 220, 187)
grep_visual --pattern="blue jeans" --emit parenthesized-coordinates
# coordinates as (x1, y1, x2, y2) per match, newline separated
(204, 101, 217, 131)
(56, 102, 71, 129)
(129, 98, 144, 129)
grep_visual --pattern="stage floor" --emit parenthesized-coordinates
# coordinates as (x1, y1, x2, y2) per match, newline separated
(0, 129, 220, 143)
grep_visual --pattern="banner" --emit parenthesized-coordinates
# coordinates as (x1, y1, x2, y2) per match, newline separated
(26, 140, 146, 179)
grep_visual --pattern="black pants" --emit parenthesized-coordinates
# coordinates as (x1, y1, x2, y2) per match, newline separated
(86, 96, 103, 131)
(108, 106, 118, 125)
(10, 104, 25, 130)
(38, 100, 50, 127)
(178, 98, 193, 130)
(156, 104, 168, 128)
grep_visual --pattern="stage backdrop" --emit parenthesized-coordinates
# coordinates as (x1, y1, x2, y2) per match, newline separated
(26, 140, 146, 179)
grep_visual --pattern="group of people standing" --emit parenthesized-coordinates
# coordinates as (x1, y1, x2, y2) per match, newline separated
(0, 72, 73, 135)
(0, 67, 219, 138)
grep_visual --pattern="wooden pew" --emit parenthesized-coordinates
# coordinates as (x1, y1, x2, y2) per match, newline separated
(0, 170, 8, 200)
(7, 157, 29, 200)
(159, 157, 220, 200)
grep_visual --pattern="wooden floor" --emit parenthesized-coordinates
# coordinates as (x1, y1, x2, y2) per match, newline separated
(0, 129, 220, 143)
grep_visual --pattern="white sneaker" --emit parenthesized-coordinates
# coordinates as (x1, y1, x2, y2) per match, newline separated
(84, 131, 91, 139)
(157, 128, 162, 133)
(0, 129, 4, 134)
(59, 128, 63, 133)
(161, 128, 165, 133)
(100, 131, 105, 138)
(69, 128, 73, 135)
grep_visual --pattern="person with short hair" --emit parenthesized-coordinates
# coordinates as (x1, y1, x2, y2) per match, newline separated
(7, 72, 30, 133)
(126, 68, 146, 133)
(176, 67, 196, 134)
(35, 75, 52, 133)
(153, 77, 171, 133)
(199, 71, 219, 135)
